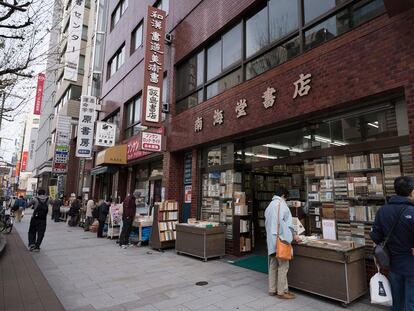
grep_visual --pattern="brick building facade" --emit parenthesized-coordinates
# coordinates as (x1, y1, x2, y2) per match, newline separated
(93, 0, 414, 260)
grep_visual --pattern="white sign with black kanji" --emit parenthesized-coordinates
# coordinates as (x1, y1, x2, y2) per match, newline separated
(95, 121, 116, 147)
(76, 95, 97, 158)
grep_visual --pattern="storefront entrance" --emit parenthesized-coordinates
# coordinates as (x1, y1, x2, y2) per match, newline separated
(199, 97, 412, 259)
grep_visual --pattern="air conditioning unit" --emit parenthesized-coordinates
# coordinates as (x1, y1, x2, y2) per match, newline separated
(165, 33, 173, 45)
(162, 102, 169, 113)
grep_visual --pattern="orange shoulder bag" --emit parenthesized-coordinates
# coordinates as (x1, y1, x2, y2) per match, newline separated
(276, 201, 293, 260)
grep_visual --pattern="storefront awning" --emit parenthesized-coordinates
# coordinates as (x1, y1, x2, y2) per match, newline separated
(90, 166, 118, 176)
(96, 145, 127, 166)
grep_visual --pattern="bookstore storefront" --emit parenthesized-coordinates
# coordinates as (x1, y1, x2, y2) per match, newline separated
(199, 96, 412, 256)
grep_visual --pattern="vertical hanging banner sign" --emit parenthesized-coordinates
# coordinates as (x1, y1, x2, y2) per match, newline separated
(64, 0, 85, 81)
(141, 6, 166, 127)
(76, 95, 97, 158)
(33, 73, 45, 115)
(21, 152, 28, 171)
(26, 128, 38, 171)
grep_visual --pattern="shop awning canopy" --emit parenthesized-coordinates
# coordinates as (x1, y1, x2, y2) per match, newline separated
(96, 145, 127, 166)
(90, 166, 118, 176)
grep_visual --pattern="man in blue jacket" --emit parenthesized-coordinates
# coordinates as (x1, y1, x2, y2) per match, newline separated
(370, 176, 414, 311)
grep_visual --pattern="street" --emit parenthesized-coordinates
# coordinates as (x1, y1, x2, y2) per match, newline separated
(10, 212, 383, 311)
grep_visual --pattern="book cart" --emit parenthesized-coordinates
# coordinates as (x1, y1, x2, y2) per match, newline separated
(149, 200, 178, 250)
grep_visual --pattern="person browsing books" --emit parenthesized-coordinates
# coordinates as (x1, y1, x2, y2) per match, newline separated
(265, 186, 301, 299)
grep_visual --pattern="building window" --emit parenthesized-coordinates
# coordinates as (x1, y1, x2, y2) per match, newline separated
(131, 21, 143, 53)
(304, 0, 347, 23)
(111, 0, 128, 30)
(107, 44, 125, 79)
(125, 95, 141, 139)
(82, 25, 88, 40)
(154, 0, 169, 15)
(79, 55, 85, 74)
(246, 7, 268, 58)
(175, 0, 385, 114)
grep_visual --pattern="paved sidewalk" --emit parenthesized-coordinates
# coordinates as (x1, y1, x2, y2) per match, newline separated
(0, 229, 64, 311)
(12, 212, 384, 311)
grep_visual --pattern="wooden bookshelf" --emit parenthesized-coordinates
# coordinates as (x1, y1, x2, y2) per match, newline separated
(149, 200, 178, 250)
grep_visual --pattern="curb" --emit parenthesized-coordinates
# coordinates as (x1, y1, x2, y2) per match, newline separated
(0, 233, 6, 258)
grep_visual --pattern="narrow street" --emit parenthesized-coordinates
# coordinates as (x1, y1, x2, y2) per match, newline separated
(11, 212, 382, 311)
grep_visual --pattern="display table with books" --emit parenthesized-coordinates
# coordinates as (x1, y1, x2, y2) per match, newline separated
(176, 222, 225, 261)
(288, 239, 367, 305)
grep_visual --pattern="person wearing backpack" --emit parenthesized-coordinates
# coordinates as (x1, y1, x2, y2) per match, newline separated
(371, 176, 414, 311)
(27, 188, 50, 252)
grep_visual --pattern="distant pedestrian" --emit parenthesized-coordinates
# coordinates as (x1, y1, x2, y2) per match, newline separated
(371, 176, 414, 311)
(52, 197, 63, 222)
(27, 189, 50, 252)
(97, 199, 109, 238)
(119, 191, 138, 248)
(68, 196, 82, 227)
(84, 198, 95, 231)
(13, 195, 27, 222)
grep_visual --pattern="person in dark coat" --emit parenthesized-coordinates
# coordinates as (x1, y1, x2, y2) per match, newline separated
(119, 190, 139, 248)
(97, 199, 110, 238)
(51, 197, 63, 222)
(27, 189, 50, 252)
(371, 176, 414, 311)
(68, 196, 82, 226)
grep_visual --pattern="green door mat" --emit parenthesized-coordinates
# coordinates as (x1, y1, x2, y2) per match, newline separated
(231, 255, 268, 274)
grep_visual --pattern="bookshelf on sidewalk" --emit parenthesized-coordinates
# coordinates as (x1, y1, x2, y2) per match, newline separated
(149, 200, 178, 250)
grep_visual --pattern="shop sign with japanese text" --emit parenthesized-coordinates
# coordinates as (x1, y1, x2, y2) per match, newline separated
(64, 0, 85, 81)
(26, 128, 38, 172)
(76, 95, 97, 157)
(127, 134, 150, 161)
(141, 131, 162, 152)
(95, 121, 116, 147)
(53, 135, 70, 173)
(127, 127, 164, 161)
(33, 73, 45, 115)
(141, 6, 166, 127)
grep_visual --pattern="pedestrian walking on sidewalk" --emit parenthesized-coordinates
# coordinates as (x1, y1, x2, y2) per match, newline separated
(51, 196, 63, 222)
(13, 196, 26, 222)
(84, 198, 95, 231)
(27, 189, 50, 252)
(265, 186, 301, 299)
(370, 176, 414, 311)
(119, 190, 139, 248)
(97, 199, 109, 238)
(68, 195, 81, 227)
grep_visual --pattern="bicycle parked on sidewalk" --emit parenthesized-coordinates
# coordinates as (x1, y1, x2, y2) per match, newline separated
(0, 205, 14, 233)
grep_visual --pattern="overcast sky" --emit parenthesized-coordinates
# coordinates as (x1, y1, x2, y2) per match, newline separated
(0, 0, 55, 163)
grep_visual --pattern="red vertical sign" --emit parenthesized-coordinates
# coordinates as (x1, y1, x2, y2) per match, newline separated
(34, 73, 45, 115)
(21, 151, 28, 171)
(141, 6, 166, 128)
(15, 160, 20, 177)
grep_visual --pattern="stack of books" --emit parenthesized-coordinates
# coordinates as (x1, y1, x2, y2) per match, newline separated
(348, 155, 369, 170)
(350, 222, 365, 246)
(369, 153, 381, 168)
(349, 205, 367, 222)
(337, 222, 351, 241)
(383, 153, 401, 196)
(334, 178, 348, 199)
(333, 155, 347, 172)
(335, 201, 350, 220)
